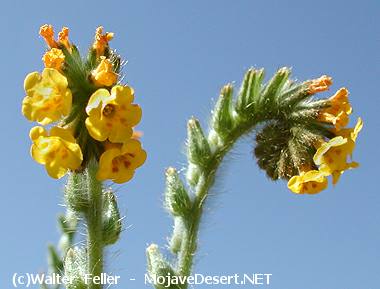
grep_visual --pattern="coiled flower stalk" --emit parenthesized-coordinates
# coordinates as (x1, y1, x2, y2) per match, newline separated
(22, 25, 146, 289)
(147, 68, 362, 288)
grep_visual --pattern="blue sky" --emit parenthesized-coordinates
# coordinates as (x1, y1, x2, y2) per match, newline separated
(0, 0, 379, 288)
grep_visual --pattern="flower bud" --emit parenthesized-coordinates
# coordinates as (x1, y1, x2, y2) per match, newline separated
(102, 190, 122, 245)
(187, 118, 211, 167)
(165, 167, 192, 217)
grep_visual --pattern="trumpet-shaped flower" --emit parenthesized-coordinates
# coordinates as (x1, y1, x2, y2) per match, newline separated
(30, 126, 83, 179)
(97, 139, 146, 183)
(85, 85, 142, 143)
(288, 169, 328, 195)
(22, 68, 72, 125)
(58, 27, 71, 50)
(93, 26, 114, 57)
(91, 56, 118, 86)
(318, 88, 352, 131)
(42, 48, 65, 71)
(308, 75, 333, 94)
(314, 118, 363, 184)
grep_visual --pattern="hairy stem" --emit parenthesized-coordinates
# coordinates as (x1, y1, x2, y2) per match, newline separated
(149, 68, 336, 289)
(178, 120, 259, 282)
(85, 162, 104, 289)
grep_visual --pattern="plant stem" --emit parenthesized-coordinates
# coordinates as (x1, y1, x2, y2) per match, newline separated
(178, 120, 259, 283)
(86, 162, 104, 289)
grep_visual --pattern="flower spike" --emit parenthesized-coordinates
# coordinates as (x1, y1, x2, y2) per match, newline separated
(24, 26, 145, 182)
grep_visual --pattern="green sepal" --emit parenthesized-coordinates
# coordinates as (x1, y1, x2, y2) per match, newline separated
(165, 168, 192, 218)
(235, 68, 264, 116)
(65, 172, 89, 213)
(109, 50, 122, 74)
(259, 67, 290, 116)
(278, 82, 309, 110)
(64, 248, 87, 289)
(146, 244, 184, 289)
(169, 217, 185, 254)
(85, 48, 97, 71)
(57, 210, 77, 254)
(211, 84, 235, 137)
(187, 118, 211, 167)
(186, 163, 200, 187)
(102, 190, 122, 245)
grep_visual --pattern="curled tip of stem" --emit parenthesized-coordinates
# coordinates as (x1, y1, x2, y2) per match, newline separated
(150, 67, 345, 289)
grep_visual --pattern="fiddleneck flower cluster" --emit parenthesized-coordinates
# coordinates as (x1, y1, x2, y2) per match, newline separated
(287, 77, 362, 194)
(22, 25, 146, 183)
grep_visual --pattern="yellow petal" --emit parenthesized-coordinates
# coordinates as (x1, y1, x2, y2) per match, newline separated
(85, 117, 108, 142)
(96, 148, 121, 180)
(45, 159, 67, 179)
(86, 89, 110, 114)
(332, 171, 342, 185)
(30, 143, 46, 165)
(112, 85, 134, 104)
(29, 126, 47, 141)
(50, 126, 76, 143)
(287, 175, 303, 194)
(113, 170, 134, 184)
(351, 117, 363, 141)
(24, 71, 41, 92)
(313, 136, 347, 165)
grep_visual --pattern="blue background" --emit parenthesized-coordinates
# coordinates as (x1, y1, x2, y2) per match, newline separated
(0, 0, 379, 288)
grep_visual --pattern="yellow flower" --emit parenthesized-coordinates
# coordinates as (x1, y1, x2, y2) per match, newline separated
(39, 24, 58, 48)
(42, 48, 65, 71)
(30, 126, 83, 179)
(93, 26, 114, 57)
(85, 85, 142, 143)
(318, 88, 352, 131)
(288, 169, 328, 195)
(308, 75, 333, 94)
(22, 68, 72, 125)
(97, 139, 146, 183)
(91, 56, 118, 86)
(313, 118, 363, 184)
